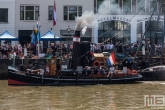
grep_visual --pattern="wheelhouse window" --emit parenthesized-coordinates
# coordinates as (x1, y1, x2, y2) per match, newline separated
(0, 8, 8, 23)
(48, 6, 53, 20)
(20, 6, 39, 20)
(63, 6, 82, 20)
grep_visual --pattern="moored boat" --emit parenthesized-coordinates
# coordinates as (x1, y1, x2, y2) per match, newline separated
(8, 30, 142, 86)
(138, 65, 165, 81)
(8, 66, 142, 86)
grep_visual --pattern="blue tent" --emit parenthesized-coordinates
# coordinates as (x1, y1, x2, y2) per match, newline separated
(40, 30, 61, 41)
(0, 30, 18, 40)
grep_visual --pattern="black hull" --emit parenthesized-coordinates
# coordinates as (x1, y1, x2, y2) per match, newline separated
(139, 71, 165, 81)
(8, 67, 142, 86)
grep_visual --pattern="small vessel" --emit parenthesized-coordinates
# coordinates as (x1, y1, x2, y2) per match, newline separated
(8, 65, 142, 86)
(138, 66, 165, 81)
(8, 30, 142, 86)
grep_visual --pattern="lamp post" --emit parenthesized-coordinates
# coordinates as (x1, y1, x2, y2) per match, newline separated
(67, 26, 71, 54)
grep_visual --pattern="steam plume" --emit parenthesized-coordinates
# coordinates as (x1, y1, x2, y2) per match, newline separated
(75, 0, 114, 36)
(97, 0, 109, 14)
(82, 26, 87, 36)
(75, 11, 97, 36)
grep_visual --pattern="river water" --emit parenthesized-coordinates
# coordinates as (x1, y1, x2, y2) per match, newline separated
(0, 80, 165, 110)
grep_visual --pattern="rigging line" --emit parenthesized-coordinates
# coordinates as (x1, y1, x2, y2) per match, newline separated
(133, 0, 159, 62)
(77, 51, 91, 61)
(100, 1, 149, 44)
(98, 0, 146, 39)
(160, 0, 165, 65)
(148, 0, 163, 64)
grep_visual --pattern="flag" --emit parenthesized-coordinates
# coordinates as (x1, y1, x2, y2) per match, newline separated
(110, 51, 116, 65)
(31, 31, 35, 45)
(37, 21, 39, 28)
(37, 28, 40, 40)
(107, 51, 116, 66)
(107, 58, 111, 66)
(53, 0, 56, 26)
(36, 14, 41, 40)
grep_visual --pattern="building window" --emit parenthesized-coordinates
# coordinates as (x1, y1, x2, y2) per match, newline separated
(48, 6, 53, 20)
(162, 1, 165, 14)
(18, 30, 33, 45)
(110, 0, 119, 13)
(123, 0, 131, 13)
(63, 6, 82, 20)
(97, 0, 104, 12)
(0, 9, 8, 23)
(98, 21, 130, 44)
(137, 0, 145, 13)
(150, 0, 157, 13)
(137, 22, 142, 41)
(145, 21, 163, 44)
(20, 6, 39, 20)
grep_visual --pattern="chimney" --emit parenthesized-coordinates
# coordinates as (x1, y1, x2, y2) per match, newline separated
(71, 30, 81, 70)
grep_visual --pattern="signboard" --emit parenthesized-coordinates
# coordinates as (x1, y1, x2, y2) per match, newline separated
(123, 67, 127, 74)
(61, 65, 67, 70)
(77, 66, 83, 74)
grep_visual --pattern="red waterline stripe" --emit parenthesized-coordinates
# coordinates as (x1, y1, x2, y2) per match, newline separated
(8, 79, 28, 85)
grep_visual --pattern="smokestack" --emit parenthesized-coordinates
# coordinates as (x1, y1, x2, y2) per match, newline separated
(71, 30, 81, 70)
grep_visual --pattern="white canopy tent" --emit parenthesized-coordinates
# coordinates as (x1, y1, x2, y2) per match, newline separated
(40, 30, 61, 41)
(0, 30, 18, 41)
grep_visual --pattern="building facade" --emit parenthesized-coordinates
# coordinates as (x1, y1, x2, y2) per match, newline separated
(94, 0, 165, 44)
(0, 0, 15, 46)
(15, 0, 94, 47)
(1, 0, 165, 47)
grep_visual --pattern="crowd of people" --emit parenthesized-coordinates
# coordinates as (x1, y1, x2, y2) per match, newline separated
(0, 40, 163, 59)
(90, 41, 163, 57)
(0, 41, 73, 59)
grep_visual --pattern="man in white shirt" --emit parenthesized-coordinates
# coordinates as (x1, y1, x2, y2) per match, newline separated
(107, 65, 115, 77)
(109, 43, 114, 53)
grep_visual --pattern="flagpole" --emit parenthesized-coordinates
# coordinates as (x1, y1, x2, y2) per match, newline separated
(53, 0, 56, 56)
(37, 15, 40, 58)
(38, 26, 40, 58)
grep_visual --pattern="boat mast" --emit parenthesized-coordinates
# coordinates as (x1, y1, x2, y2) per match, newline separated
(148, 0, 162, 65)
(160, 0, 165, 65)
(133, 0, 159, 65)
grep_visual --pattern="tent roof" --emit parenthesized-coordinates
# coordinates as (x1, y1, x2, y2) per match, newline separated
(0, 30, 18, 40)
(40, 30, 61, 41)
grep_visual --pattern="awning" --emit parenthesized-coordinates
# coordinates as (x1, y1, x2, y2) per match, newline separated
(40, 30, 61, 41)
(0, 30, 18, 40)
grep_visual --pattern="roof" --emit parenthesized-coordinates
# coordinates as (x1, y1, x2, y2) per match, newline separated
(40, 30, 61, 41)
(0, 30, 18, 40)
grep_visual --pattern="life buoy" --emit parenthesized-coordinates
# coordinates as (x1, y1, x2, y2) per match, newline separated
(131, 70, 138, 75)
(93, 60, 100, 67)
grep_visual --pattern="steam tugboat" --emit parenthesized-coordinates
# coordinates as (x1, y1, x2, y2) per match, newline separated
(8, 30, 142, 86)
